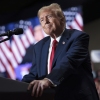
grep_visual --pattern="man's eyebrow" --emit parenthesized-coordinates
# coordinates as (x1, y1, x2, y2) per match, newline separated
(39, 17, 43, 20)
(39, 14, 53, 19)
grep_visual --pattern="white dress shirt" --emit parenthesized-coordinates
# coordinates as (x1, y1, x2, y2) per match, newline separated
(45, 29, 65, 87)
(47, 36, 61, 74)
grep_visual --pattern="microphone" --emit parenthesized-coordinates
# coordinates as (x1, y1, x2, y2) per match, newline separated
(0, 28, 23, 37)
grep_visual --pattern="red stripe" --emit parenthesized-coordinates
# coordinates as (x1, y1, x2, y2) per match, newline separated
(20, 36, 26, 50)
(69, 26, 73, 29)
(75, 18, 83, 30)
(4, 42, 18, 64)
(0, 48, 14, 78)
(12, 37, 23, 57)
(0, 60, 11, 78)
(24, 31, 31, 44)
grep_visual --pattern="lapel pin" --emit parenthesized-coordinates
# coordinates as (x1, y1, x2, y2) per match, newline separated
(62, 41, 65, 44)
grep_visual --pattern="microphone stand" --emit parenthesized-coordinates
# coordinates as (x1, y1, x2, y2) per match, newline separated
(0, 28, 23, 43)
(0, 30, 12, 43)
(0, 37, 10, 43)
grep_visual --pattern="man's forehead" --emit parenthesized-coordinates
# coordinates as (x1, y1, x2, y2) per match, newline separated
(39, 10, 54, 18)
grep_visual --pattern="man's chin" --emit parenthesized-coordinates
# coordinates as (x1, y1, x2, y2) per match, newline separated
(44, 31, 52, 36)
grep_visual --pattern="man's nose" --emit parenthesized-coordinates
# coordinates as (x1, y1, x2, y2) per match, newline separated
(45, 17, 50, 24)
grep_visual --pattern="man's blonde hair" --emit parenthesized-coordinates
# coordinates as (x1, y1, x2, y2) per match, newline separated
(38, 3, 66, 28)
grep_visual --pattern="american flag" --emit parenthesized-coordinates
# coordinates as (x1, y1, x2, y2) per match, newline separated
(64, 6, 83, 31)
(0, 6, 83, 80)
(0, 21, 36, 79)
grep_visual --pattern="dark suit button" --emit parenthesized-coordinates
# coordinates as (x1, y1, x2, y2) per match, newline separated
(59, 77, 64, 82)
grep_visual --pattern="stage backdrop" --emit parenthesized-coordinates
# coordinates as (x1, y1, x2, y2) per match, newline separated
(0, 6, 83, 80)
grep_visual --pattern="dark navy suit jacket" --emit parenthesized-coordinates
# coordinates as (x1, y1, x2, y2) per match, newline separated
(22, 29, 99, 100)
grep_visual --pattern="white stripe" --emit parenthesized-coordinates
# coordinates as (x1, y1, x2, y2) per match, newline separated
(21, 34, 30, 48)
(5, 40, 18, 68)
(13, 35, 26, 56)
(66, 24, 70, 29)
(0, 51, 16, 79)
(71, 13, 83, 31)
(71, 20, 81, 31)
(1, 42, 17, 67)
(0, 61, 5, 72)
(2, 37, 10, 47)
(25, 28, 35, 44)
(76, 13, 83, 27)
(11, 41, 22, 64)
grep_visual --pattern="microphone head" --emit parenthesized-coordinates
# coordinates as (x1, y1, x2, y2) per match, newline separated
(13, 28, 23, 35)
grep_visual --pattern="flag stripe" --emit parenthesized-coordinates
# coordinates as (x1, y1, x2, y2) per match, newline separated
(0, 48, 16, 79)
(0, 60, 5, 72)
(11, 41, 22, 63)
(1, 42, 17, 67)
(13, 36, 25, 56)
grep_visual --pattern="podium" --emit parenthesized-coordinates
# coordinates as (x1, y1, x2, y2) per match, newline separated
(0, 77, 55, 100)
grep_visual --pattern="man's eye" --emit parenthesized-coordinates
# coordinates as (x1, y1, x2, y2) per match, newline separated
(40, 19, 43, 22)
(48, 15, 52, 18)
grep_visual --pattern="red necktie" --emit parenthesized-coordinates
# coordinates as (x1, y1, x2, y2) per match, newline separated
(49, 39, 58, 73)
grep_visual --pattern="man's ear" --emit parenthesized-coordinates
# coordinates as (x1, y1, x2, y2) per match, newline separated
(60, 17, 65, 25)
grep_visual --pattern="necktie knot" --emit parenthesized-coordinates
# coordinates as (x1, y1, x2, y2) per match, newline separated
(52, 39, 58, 47)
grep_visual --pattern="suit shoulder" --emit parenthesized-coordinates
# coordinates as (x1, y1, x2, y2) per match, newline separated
(66, 29, 89, 38)
(34, 36, 50, 47)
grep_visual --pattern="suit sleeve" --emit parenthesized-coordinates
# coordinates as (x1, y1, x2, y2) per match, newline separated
(21, 47, 38, 83)
(46, 32, 90, 85)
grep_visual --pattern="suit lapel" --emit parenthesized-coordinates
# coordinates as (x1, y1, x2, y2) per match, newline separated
(40, 38, 50, 75)
(52, 29, 70, 67)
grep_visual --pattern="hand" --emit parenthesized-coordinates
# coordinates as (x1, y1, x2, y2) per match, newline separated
(28, 78, 52, 97)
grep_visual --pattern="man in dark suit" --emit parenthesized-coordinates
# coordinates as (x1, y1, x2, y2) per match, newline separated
(22, 3, 99, 100)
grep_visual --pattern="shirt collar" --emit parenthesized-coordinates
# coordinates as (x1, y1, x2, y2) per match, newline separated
(50, 29, 65, 46)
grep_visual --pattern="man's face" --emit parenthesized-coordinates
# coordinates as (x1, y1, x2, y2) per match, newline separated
(39, 10, 63, 36)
